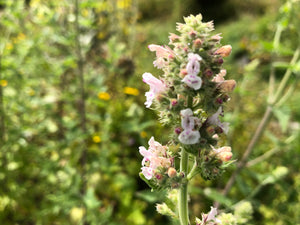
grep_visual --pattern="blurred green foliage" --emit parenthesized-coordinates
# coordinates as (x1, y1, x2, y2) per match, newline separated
(0, 0, 300, 224)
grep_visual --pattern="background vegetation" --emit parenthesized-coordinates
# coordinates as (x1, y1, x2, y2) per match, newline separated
(0, 0, 299, 224)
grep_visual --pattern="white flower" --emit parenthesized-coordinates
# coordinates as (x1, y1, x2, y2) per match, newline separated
(207, 107, 229, 134)
(186, 53, 202, 76)
(178, 108, 200, 144)
(178, 129, 200, 145)
(182, 74, 202, 90)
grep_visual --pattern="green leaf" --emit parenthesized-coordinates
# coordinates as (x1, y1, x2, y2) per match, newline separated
(203, 188, 234, 207)
(136, 189, 166, 203)
(84, 188, 101, 209)
(273, 106, 291, 132)
(139, 172, 159, 190)
(261, 166, 289, 185)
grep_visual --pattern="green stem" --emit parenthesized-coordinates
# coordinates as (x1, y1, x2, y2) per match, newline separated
(187, 158, 198, 180)
(0, 55, 5, 142)
(269, 47, 300, 105)
(178, 148, 189, 225)
(74, 1, 88, 224)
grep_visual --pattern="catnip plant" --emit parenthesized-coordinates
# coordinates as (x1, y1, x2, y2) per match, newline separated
(138, 14, 237, 225)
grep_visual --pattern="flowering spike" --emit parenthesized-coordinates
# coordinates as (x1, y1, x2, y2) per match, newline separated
(139, 13, 236, 222)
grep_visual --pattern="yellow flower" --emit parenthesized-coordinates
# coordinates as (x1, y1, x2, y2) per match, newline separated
(0, 80, 8, 87)
(92, 135, 101, 143)
(117, 0, 131, 9)
(140, 131, 147, 138)
(98, 92, 110, 100)
(82, 9, 89, 17)
(17, 33, 26, 41)
(5, 43, 13, 50)
(28, 89, 35, 96)
(97, 32, 105, 39)
(70, 207, 85, 223)
(124, 87, 139, 96)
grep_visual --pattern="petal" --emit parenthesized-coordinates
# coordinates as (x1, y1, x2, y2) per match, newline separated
(182, 74, 202, 90)
(141, 167, 153, 180)
(178, 129, 200, 145)
(206, 207, 218, 222)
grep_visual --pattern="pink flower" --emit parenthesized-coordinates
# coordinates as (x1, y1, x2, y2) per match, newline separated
(206, 207, 218, 222)
(212, 69, 226, 82)
(142, 73, 166, 108)
(141, 167, 154, 180)
(148, 44, 175, 69)
(197, 207, 221, 225)
(139, 137, 173, 180)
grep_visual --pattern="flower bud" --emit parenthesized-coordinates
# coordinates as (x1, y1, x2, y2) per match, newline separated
(214, 45, 232, 57)
(216, 58, 224, 65)
(218, 80, 236, 92)
(204, 69, 213, 78)
(189, 29, 197, 38)
(169, 33, 180, 43)
(218, 151, 232, 162)
(215, 126, 223, 134)
(167, 167, 177, 178)
(193, 38, 202, 48)
(180, 69, 188, 78)
(155, 173, 163, 180)
(210, 33, 222, 42)
(212, 168, 219, 174)
(175, 127, 182, 134)
(215, 146, 232, 162)
(156, 203, 176, 217)
(216, 98, 223, 104)
(206, 126, 215, 136)
(171, 99, 178, 106)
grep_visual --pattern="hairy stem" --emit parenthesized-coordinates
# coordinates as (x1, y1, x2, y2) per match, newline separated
(178, 148, 189, 225)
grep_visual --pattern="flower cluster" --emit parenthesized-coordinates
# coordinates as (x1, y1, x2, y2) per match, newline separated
(139, 137, 173, 180)
(139, 14, 236, 183)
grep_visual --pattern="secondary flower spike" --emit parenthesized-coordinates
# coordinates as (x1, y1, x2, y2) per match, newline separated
(139, 137, 173, 180)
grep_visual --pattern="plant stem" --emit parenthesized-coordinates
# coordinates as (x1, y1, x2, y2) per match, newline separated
(246, 134, 296, 167)
(221, 105, 273, 198)
(74, 1, 88, 224)
(178, 148, 189, 225)
(187, 157, 198, 180)
(269, 47, 300, 105)
(219, 46, 300, 203)
(0, 55, 5, 142)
